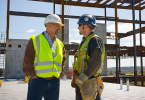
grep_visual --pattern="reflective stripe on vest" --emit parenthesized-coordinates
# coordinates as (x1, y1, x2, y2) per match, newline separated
(35, 68, 61, 74)
(34, 61, 62, 68)
(36, 36, 40, 63)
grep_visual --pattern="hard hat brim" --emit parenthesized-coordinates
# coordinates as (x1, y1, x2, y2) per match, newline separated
(58, 23, 64, 26)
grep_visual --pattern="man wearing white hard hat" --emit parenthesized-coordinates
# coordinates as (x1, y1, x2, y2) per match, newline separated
(23, 14, 66, 100)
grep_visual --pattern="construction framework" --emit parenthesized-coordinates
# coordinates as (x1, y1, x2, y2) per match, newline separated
(5, 0, 145, 86)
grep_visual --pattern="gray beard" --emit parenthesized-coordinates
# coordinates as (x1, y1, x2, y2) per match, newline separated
(55, 31, 59, 35)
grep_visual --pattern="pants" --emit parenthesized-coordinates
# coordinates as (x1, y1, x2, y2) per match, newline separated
(27, 77, 60, 100)
(76, 85, 101, 100)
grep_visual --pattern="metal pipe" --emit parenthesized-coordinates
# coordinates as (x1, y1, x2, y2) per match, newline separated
(139, 10, 143, 76)
(132, 0, 137, 86)
(115, 0, 119, 80)
(139, 10, 143, 86)
(6, 0, 10, 42)
(63, 75, 66, 81)
(120, 78, 123, 90)
(126, 78, 129, 91)
(139, 10, 142, 46)
(61, 0, 64, 42)
(53, 0, 55, 14)
(119, 39, 121, 73)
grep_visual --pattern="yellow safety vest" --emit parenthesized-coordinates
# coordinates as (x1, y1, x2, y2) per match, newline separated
(73, 33, 105, 77)
(30, 34, 63, 78)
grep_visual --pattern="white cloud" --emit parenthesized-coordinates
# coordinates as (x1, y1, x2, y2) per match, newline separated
(70, 29, 80, 36)
(107, 23, 139, 33)
(142, 34, 145, 46)
(125, 42, 133, 46)
(71, 29, 79, 32)
(99, 20, 108, 24)
(26, 29, 35, 33)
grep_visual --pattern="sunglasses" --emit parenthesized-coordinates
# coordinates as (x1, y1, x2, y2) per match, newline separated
(78, 24, 86, 27)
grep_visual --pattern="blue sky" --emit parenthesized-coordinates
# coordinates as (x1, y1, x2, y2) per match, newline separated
(0, 0, 145, 68)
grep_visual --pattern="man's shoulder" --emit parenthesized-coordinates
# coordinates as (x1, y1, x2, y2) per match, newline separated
(89, 37, 103, 44)
(88, 37, 103, 52)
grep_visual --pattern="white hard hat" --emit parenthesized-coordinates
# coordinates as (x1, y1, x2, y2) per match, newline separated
(44, 14, 64, 27)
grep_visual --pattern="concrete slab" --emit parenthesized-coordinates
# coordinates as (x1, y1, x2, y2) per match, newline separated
(0, 79, 145, 100)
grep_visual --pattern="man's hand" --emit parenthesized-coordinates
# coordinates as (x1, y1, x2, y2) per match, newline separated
(75, 73, 89, 87)
(59, 72, 64, 78)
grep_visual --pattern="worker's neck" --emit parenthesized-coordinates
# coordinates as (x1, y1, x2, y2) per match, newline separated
(84, 31, 92, 38)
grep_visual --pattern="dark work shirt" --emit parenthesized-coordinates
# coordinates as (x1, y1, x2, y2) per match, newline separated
(79, 32, 103, 57)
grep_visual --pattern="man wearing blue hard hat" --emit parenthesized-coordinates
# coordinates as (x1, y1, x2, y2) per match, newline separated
(71, 14, 105, 100)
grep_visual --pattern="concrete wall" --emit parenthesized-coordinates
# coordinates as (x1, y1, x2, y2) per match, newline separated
(57, 19, 69, 68)
(94, 23, 107, 76)
(5, 19, 69, 79)
(5, 39, 28, 79)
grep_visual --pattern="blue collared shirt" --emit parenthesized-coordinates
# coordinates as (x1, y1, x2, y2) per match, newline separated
(43, 31, 56, 59)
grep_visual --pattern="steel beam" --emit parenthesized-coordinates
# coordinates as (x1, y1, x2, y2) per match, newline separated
(105, 6, 106, 24)
(102, 0, 112, 6)
(132, 0, 137, 86)
(137, 1, 145, 7)
(53, 0, 55, 14)
(94, 0, 103, 6)
(61, 0, 64, 41)
(29, 0, 143, 10)
(9, 11, 145, 24)
(128, 0, 144, 8)
(115, 0, 119, 81)
(86, 0, 90, 3)
(6, 0, 10, 41)
(139, 10, 144, 86)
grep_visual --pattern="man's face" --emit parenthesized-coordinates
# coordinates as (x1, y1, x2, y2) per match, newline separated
(78, 24, 85, 35)
(50, 23, 61, 35)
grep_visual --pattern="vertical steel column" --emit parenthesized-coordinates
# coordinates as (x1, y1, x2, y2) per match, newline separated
(105, 6, 106, 24)
(115, 0, 119, 81)
(61, 0, 64, 42)
(6, 0, 10, 42)
(53, 0, 55, 14)
(119, 39, 121, 73)
(139, 10, 143, 86)
(132, 0, 137, 86)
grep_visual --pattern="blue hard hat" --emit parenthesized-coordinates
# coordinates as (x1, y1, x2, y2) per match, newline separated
(77, 14, 97, 28)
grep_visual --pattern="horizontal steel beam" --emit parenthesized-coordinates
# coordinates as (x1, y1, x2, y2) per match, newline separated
(108, 26, 145, 38)
(29, 0, 143, 10)
(109, 0, 139, 7)
(10, 11, 145, 24)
